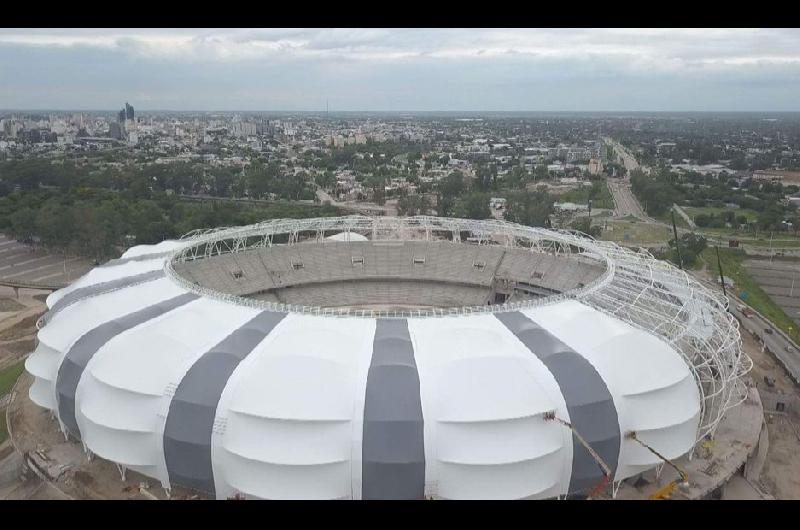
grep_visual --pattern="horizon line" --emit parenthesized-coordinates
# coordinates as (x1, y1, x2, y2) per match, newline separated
(3, 109, 800, 114)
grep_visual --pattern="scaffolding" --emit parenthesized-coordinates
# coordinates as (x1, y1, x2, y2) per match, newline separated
(165, 215, 752, 443)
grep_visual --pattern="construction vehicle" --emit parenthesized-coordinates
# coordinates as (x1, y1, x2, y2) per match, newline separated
(544, 411, 613, 499)
(626, 431, 688, 500)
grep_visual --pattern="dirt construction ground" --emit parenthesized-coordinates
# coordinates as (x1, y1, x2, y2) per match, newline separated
(0, 287, 201, 500)
(740, 327, 800, 498)
(692, 263, 800, 499)
(0, 287, 47, 373)
(2, 280, 800, 500)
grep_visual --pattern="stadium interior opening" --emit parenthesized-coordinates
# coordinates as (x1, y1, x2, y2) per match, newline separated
(172, 236, 608, 312)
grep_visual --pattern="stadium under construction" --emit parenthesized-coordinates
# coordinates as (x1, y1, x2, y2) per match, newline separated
(19, 215, 755, 499)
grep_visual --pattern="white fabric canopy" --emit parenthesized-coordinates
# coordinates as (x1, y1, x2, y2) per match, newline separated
(27, 244, 702, 499)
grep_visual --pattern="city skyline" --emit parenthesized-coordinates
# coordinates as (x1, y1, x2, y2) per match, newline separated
(1, 28, 800, 112)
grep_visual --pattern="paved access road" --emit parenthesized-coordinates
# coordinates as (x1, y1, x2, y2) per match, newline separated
(604, 136, 645, 174)
(607, 177, 654, 222)
(728, 297, 800, 384)
(603, 135, 800, 382)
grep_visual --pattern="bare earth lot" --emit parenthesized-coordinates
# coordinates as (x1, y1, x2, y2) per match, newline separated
(0, 234, 93, 288)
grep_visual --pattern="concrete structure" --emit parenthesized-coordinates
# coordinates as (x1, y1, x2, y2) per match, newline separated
(25, 216, 750, 499)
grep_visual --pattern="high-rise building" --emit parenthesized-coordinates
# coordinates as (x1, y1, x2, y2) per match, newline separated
(118, 109, 126, 124)
(109, 122, 123, 140)
(125, 102, 134, 121)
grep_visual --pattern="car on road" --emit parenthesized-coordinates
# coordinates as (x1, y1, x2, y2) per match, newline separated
(787, 346, 796, 353)
(764, 328, 774, 335)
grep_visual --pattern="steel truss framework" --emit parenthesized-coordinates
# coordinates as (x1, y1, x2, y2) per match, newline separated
(167, 215, 751, 442)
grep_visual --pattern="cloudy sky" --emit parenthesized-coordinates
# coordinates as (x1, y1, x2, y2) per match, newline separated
(1, 28, 799, 112)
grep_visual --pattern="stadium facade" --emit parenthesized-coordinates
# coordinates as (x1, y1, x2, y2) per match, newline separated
(25, 216, 750, 499)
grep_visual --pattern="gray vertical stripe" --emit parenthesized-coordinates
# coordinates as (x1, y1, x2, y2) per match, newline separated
(362, 319, 425, 500)
(494, 311, 620, 495)
(100, 251, 172, 268)
(163, 310, 286, 496)
(45, 270, 165, 324)
(55, 292, 199, 439)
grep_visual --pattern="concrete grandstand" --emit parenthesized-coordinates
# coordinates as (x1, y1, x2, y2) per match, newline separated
(21, 216, 751, 499)
(173, 239, 605, 310)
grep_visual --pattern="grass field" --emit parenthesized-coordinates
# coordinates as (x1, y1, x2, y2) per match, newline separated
(0, 359, 25, 444)
(0, 359, 24, 396)
(557, 184, 615, 210)
(655, 209, 690, 229)
(0, 411, 7, 444)
(683, 206, 761, 222)
(695, 227, 800, 247)
(702, 248, 800, 344)
(598, 220, 674, 245)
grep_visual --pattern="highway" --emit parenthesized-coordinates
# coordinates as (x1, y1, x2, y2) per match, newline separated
(602, 136, 800, 376)
(607, 177, 654, 222)
(603, 136, 656, 223)
(604, 136, 643, 174)
(603, 141, 800, 255)
(728, 298, 800, 384)
(684, 266, 800, 381)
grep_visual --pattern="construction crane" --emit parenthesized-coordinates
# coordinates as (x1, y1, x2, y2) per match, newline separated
(544, 411, 612, 499)
(626, 431, 688, 500)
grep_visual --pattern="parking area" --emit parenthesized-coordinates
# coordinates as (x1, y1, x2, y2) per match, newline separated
(0, 235, 94, 289)
(745, 258, 800, 328)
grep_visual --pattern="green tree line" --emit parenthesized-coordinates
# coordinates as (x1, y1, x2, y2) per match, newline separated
(0, 189, 343, 261)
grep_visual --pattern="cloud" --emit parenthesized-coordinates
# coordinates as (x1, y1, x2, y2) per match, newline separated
(0, 28, 798, 71)
(1, 28, 799, 110)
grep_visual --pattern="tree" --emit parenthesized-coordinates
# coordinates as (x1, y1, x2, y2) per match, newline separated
(72, 203, 124, 260)
(315, 170, 335, 190)
(572, 217, 601, 238)
(758, 203, 785, 231)
(630, 170, 683, 217)
(504, 189, 554, 227)
(505, 166, 529, 189)
(8, 207, 37, 242)
(131, 201, 172, 244)
(397, 194, 431, 216)
(211, 168, 237, 197)
(694, 213, 711, 228)
(364, 174, 386, 205)
(436, 171, 466, 216)
(453, 192, 491, 220)
(474, 163, 497, 191)
(667, 233, 707, 268)
(36, 201, 76, 255)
